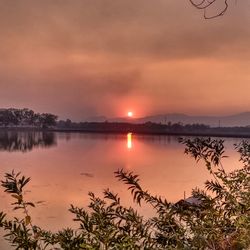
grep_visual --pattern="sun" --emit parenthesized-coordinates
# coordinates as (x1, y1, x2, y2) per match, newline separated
(127, 111, 133, 117)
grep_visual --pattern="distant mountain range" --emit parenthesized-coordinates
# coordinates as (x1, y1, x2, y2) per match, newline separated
(86, 112, 250, 127)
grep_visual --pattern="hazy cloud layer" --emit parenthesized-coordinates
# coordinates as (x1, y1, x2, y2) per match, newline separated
(0, 0, 250, 119)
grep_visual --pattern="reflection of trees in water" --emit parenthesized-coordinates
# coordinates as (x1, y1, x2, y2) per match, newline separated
(0, 131, 56, 152)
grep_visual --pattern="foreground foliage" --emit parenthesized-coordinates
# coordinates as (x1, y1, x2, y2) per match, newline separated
(0, 138, 250, 249)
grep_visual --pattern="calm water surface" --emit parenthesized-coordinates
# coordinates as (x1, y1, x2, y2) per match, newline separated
(0, 131, 245, 248)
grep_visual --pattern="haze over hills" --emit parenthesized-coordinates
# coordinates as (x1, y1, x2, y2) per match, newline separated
(86, 112, 250, 127)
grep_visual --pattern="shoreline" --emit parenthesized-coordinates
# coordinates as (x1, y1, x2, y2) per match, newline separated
(51, 129, 250, 139)
(0, 127, 250, 139)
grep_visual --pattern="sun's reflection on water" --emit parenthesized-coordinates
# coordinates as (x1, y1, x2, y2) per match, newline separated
(127, 132, 132, 149)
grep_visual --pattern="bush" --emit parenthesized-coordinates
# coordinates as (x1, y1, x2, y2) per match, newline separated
(0, 138, 250, 249)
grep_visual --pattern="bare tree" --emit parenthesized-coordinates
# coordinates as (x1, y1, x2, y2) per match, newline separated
(190, 0, 229, 19)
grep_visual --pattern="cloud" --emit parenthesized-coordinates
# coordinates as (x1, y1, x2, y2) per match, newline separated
(0, 0, 250, 119)
(0, 0, 250, 62)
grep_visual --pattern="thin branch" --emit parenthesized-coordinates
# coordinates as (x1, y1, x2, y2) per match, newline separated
(189, 0, 216, 9)
(189, 0, 229, 19)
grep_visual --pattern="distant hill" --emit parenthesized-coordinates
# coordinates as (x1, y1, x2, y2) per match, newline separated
(105, 112, 250, 127)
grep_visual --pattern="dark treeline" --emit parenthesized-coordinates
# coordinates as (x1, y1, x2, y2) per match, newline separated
(57, 120, 250, 137)
(57, 119, 210, 132)
(0, 108, 57, 128)
(2, 108, 250, 137)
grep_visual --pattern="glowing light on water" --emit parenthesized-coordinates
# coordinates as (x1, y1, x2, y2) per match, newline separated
(127, 132, 132, 149)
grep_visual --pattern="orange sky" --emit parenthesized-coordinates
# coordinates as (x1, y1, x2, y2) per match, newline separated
(0, 0, 250, 120)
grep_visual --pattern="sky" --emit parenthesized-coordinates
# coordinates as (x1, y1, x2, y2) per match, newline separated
(0, 0, 250, 121)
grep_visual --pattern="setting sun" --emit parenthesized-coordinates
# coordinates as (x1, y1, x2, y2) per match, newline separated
(127, 111, 133, 117)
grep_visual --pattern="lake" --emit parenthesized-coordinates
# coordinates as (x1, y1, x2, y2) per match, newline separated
(0, 131, 245, 248)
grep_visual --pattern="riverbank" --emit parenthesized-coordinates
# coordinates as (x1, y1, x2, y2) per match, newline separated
(51, 128, 250, 138)
(1, 122, 250, 139)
